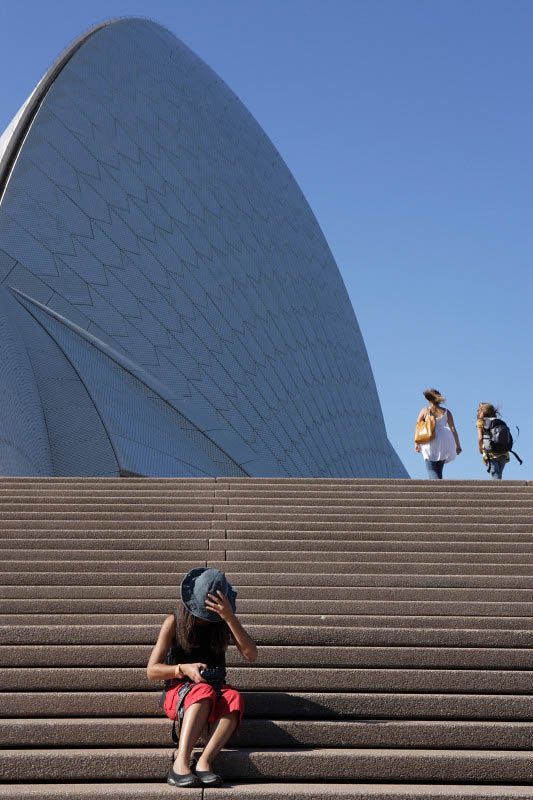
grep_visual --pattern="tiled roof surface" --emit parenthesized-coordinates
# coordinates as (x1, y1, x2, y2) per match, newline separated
(0, 19, 407, 478)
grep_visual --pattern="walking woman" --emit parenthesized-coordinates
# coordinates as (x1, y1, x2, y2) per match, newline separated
(415, 389, 462, 479)
(476, 402, 510, 479)
(147, 567, 257, 788)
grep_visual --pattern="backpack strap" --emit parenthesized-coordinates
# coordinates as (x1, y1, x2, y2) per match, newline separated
(486, 450, 523, 472)
(171, 680, 195, 743)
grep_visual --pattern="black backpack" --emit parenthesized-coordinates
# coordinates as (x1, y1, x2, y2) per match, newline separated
(482, 417, 523, 468)
(483, 418, 513, 453)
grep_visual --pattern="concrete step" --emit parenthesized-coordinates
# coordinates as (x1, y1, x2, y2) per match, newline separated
(2, 499, 532, 518)
(219, 492, 533, 503)
(2, 746, 533, 783)
(219, 539, 533, 553)
(0, 717, 171, 747)
(0, 531, 221, 543)
(5, 496, 533, 512)
(2, 784, 533, 800)
(4, 609, 533, 628)
(230, 719, 533, 749)
(4, 597, 533, 617)
(2, 495, 532, 511)
(4, 529, 533, 543)
(222, 528, 533, 543)
(240, 614, 533, 630)
(7, 553, 533, 570)
(4, 583, 533, 600)
(8, 663, 533, 694)
(6, 502, 525, 522)
(0, 520, 221, 530)
(214, 747, 533, 782)
(3, 666, 533, 693)
(5, 690, 533, 719)
(204, 786, 533, 800)
(209, 558, 533, 575)
(223, 572, 533, 589)
(8, 572, 533, 596)
(0, 494, 225, 504)
(4, 611, 533, 630)
(222, 520, 533, 532)
(0, 748, 172, 781)
(0, 550, 212, 562)
(0, 514, 221, 538)
(4, 717, 533, 749)
(222, 495, 533, 506)
(8, 532, 533, 551)
(0, 785, 194, 800)
(3, 507, 533, 521)
(206, 505, 530, 520)
(0, 474, 526, 492)
(0, 536, 217, 549)
(4, 518, 533, 532)
(4, 643, 533, 670)
(5, 572, 533, 589)
(0, 511, 226, 521)
(212, 558, 533, 574)
(0, 570, 204, 586)
(0, 501, 227, 511)
(2, 560, 211, 574)
(209, 543, 533, 561)
(220, 504, 533, 520)
(4, 623, 532, 647)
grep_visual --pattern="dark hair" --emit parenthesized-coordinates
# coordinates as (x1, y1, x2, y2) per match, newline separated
(175, 603, 230, 656)
(423, 388, 445, 405)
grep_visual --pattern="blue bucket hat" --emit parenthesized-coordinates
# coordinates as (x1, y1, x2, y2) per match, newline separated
(180, 567, 237, 622)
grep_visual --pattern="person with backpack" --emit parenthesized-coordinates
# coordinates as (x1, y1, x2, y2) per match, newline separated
(476, 403, 522, 479)
(414, 389, 462, 479)
(147, 567, 257, 788)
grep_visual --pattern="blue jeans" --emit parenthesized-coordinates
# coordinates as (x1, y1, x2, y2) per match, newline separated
(425, 459, 444, 479)
(488, 455, 506, 480)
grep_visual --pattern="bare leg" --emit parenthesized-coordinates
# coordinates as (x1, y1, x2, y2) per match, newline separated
(196, 711, 239, 772)
(174, 699, 211, 774)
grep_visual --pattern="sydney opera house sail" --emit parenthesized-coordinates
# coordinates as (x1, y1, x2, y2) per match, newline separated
(0, 19, 407, 478)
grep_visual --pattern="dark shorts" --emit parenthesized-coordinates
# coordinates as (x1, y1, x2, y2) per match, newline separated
(164, 681, 244, 727)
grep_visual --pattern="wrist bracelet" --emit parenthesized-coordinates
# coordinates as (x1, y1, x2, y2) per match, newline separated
(175, 663, 182, 678)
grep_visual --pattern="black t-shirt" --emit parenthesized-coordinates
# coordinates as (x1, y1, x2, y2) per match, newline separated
(166, 611, 226, 672)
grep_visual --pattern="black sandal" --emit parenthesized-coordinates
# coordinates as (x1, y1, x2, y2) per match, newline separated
(167, 764, 202, 788)
(191, 758, 224, 787)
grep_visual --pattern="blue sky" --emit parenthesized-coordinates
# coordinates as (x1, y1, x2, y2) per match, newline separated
(1, 0, 531, 479)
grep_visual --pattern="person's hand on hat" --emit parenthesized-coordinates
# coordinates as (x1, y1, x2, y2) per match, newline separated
(180, 662, 208, 683)
(205, 590, 235, 622)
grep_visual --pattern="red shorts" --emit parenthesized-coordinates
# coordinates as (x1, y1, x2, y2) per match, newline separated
(164, 681, 244, 728)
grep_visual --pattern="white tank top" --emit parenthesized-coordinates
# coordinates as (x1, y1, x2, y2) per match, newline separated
(420, 409, 457, 463)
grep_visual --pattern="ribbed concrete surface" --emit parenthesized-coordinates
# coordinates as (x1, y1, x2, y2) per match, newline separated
(2, 477, 533, 798)
(2, 787, 533, 800)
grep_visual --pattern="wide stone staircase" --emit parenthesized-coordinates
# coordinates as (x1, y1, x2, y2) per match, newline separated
(2, 477, 533, 799)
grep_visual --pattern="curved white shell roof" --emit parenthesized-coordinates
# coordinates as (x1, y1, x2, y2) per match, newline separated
(0, 18, 407, 477)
